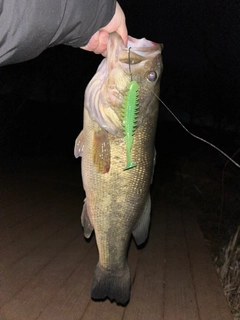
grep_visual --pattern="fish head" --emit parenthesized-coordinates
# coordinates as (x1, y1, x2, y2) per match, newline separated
(84, 33, 163, 136)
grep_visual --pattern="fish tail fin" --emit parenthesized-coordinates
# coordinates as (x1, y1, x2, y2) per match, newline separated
(91, 263, 130, 305)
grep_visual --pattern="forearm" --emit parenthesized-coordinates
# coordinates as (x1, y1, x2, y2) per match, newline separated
(0, 0, 116, 65)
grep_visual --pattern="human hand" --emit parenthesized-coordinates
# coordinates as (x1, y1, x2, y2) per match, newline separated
(81, 2, 128, 56)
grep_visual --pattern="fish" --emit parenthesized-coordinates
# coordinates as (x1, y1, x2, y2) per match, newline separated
(74, 32, 163, 305)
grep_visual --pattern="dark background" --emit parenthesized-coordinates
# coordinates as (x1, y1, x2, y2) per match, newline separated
(1, 0, 240, 279)
(0, 0, 239, 158)
(1, 1, 240, 313)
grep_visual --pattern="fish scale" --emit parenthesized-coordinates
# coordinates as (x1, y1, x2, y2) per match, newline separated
(83, 111, 155, 264)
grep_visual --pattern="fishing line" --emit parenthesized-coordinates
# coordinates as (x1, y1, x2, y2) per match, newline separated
(126, 48, 239, 169)
(151, 91, 240, 169)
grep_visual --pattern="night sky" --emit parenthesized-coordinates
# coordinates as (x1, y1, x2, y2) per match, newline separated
(0, 0, 239, 159)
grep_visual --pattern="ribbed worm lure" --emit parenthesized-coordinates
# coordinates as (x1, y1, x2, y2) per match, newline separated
(122, 47, 139, 170)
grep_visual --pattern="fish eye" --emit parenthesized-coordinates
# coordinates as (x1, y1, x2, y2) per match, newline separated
(146, 71, 157, 82)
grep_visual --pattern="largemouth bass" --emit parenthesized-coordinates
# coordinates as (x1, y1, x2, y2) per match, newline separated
(74, 33, 163, 304)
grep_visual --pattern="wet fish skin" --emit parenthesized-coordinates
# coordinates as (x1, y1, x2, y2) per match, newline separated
(75, 33, 163, 305)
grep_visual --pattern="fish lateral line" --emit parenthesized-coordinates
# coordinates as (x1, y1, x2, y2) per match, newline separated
(150, 90, 240, 169)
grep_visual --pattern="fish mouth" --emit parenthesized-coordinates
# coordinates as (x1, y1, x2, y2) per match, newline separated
(118, 36, 162, 73)
(126, 36, 162, 56)
(107, 33, 162, 69)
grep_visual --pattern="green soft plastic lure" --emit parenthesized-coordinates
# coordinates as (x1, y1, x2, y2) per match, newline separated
(122, 80, 139, 170)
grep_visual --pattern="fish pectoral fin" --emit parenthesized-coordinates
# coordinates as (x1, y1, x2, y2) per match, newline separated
(81, 199, 93, 238)
(132, 194, 151, 246)
(91, 263, 130, 305)
(74, 130, 84, 158)
(92, 129, 111, 174)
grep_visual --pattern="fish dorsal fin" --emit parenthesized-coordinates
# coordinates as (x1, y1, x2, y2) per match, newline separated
(74, 130, 84, 158)
(132, 194, 151, 245)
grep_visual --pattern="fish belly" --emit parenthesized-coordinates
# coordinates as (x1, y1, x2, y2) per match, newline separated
(81, 108, 158, 304)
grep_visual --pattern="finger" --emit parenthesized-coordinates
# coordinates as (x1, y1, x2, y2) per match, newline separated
(116, 23, 128, 46)
(93, 31, 109, 54)
(115, 2, 128, 46)
(81, 31, 100, 52)
(100, 2, 128, 46)
(101, 50, 107, 57)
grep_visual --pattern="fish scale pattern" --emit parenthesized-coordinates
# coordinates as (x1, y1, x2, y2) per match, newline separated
(77, 32, 163, 304)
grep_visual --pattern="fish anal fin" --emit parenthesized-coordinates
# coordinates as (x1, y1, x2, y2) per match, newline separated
(132, 194, 151, 246)
(81, 199, 93, 238)
(92, 129, 111, 174)
(74, 130, 84, 158)
(91, 263, 130, 305)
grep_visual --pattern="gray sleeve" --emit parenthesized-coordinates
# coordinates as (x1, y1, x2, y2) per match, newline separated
(0, 0, 116, 65)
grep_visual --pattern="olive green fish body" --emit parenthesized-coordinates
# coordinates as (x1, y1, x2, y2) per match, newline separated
(74, 33, 163, 305)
